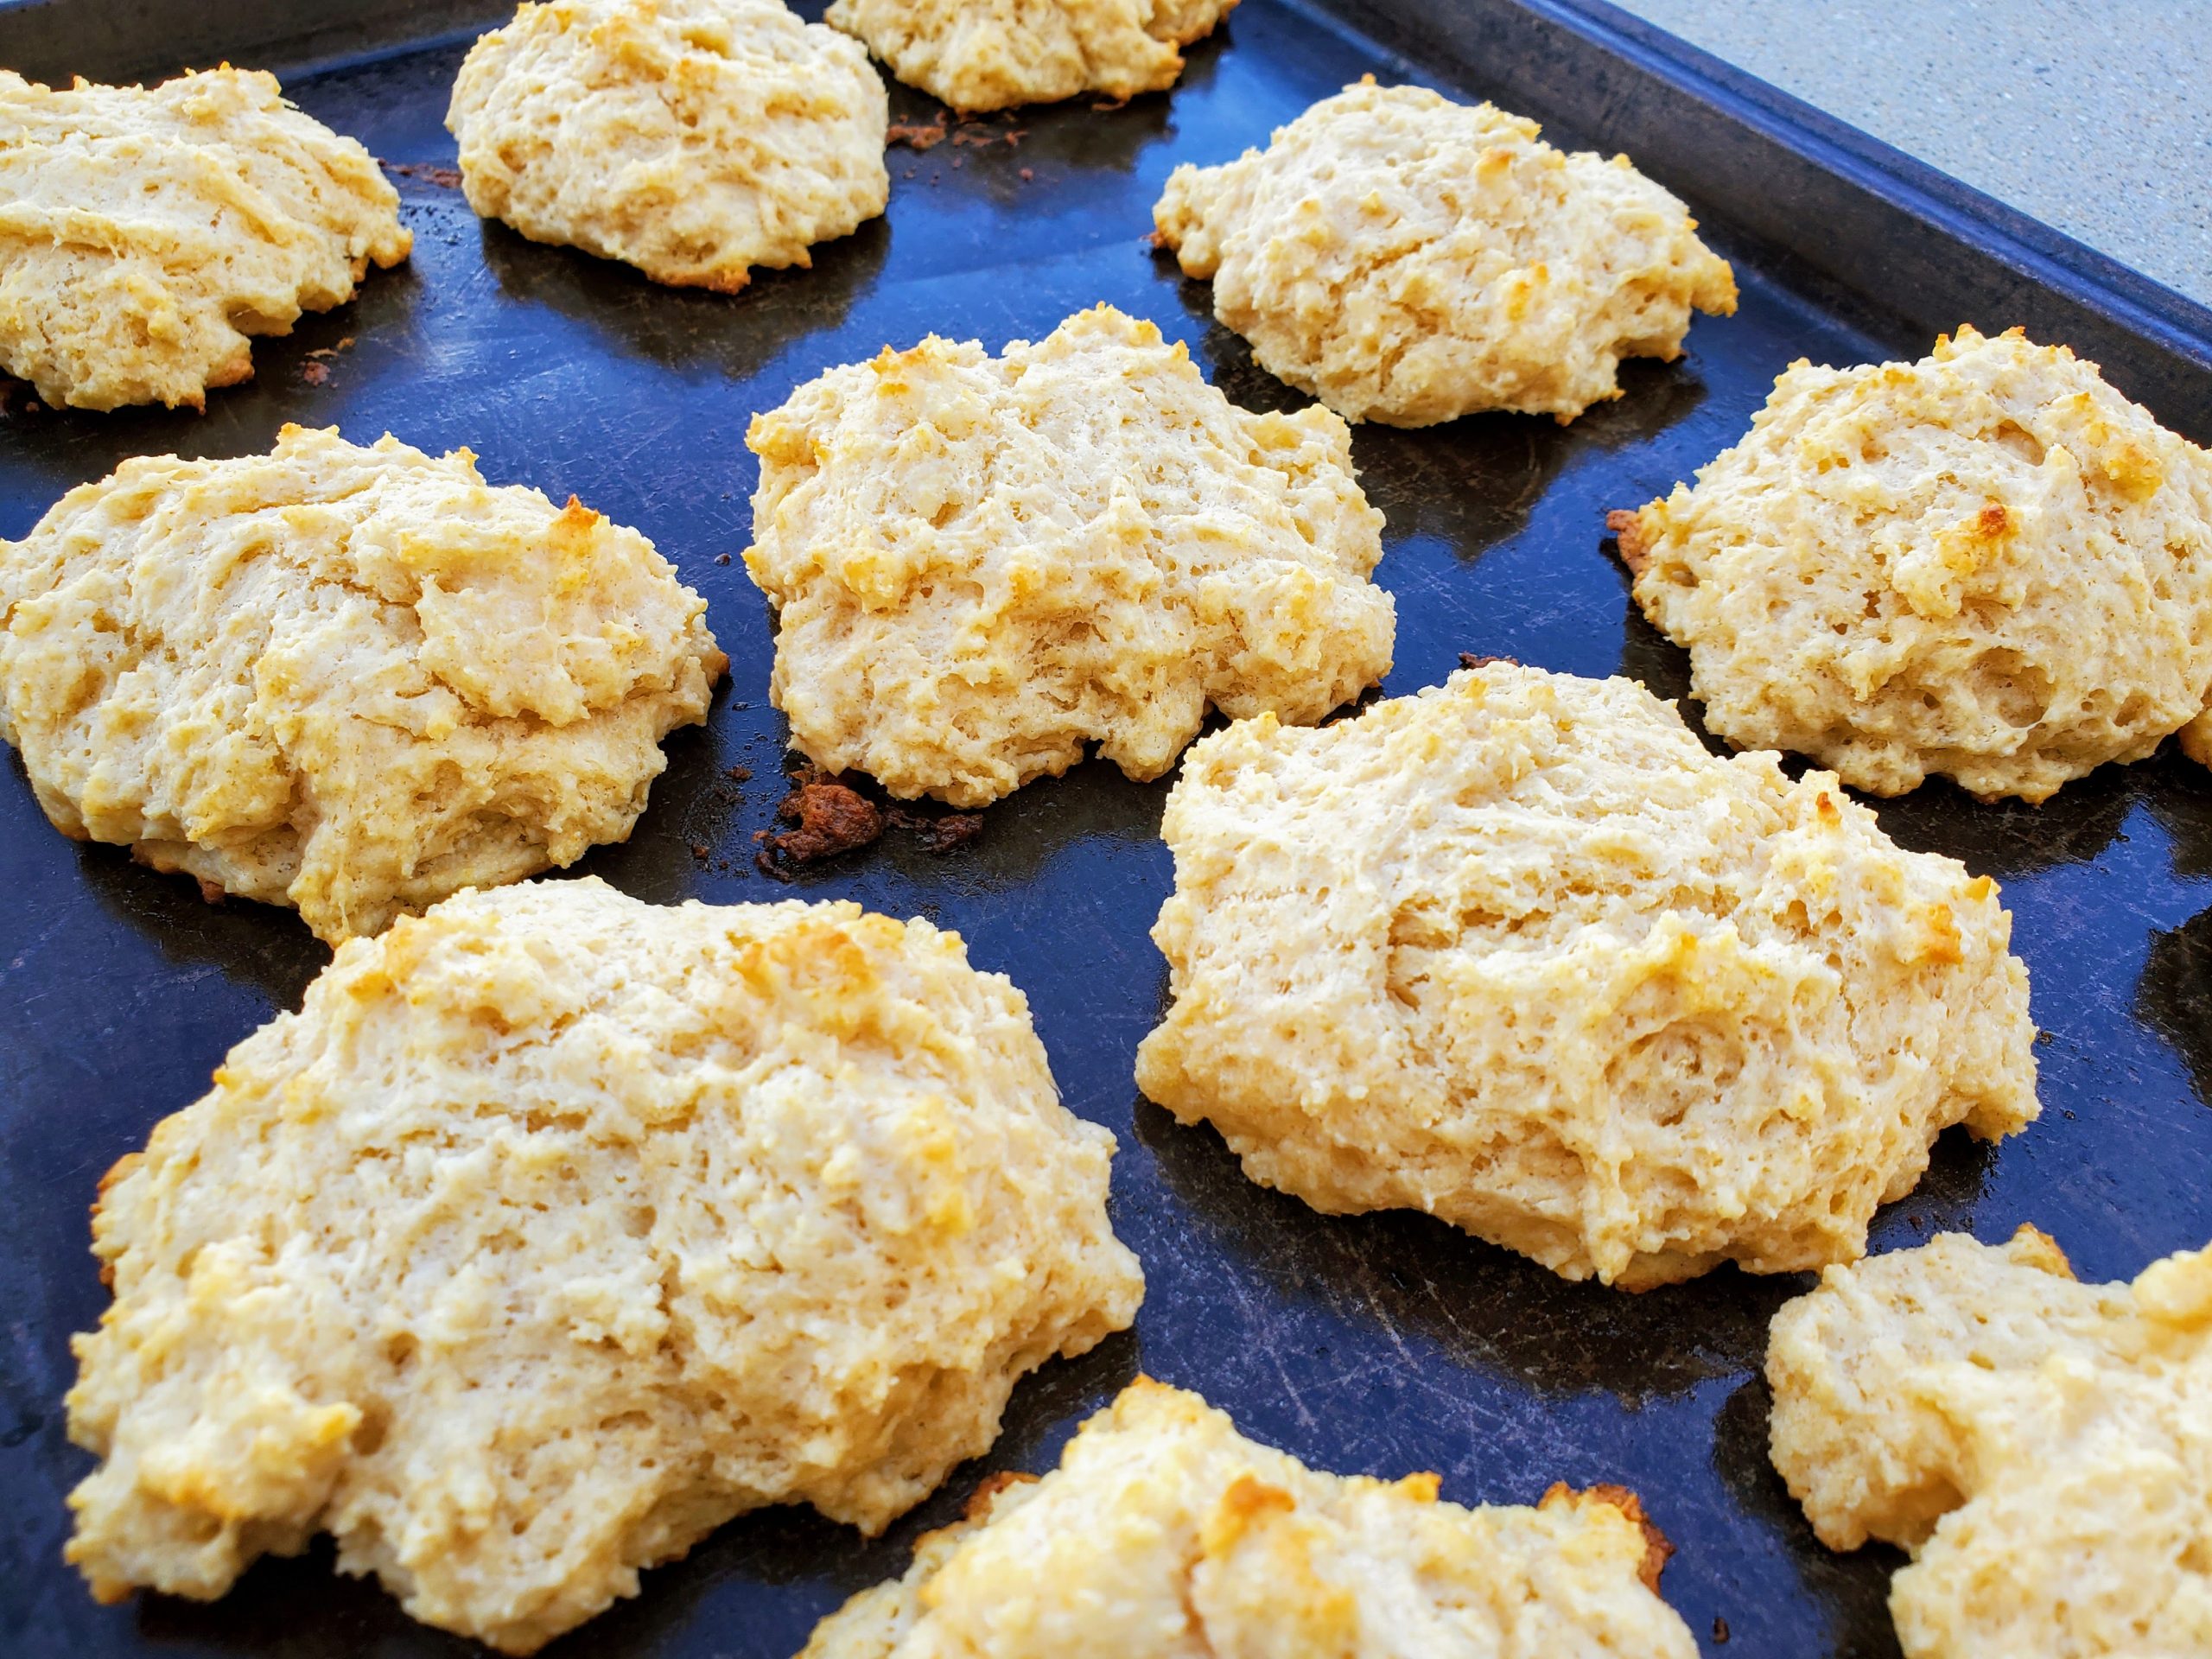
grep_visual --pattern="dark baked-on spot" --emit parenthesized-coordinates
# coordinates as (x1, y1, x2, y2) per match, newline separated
(754, 771, 883, 878)
(1458, 652, 1520, 671)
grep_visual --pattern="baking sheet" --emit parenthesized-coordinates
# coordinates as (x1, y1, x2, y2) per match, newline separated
(2, 3, 2209, 1656)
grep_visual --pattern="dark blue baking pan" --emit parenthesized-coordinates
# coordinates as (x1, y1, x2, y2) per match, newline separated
(2, 3, 2207, 1656)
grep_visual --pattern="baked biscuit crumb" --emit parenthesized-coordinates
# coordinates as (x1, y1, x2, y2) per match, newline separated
(1136, 662, 2039, 1287)
(1622, 325, 2212, 801)
(0, 67, 408, 410)
(0, 425, 721, 944)
(448, 0, 888, 290)
(1154, 79, 1737, 426)
(1768, 1224, 2212, 1658)
(743, 303, 1393, 806)
(64, 878, 1142, 1651)
(799, 1378, 1697, 1656)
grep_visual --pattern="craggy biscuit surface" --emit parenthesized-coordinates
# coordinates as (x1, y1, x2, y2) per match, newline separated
(67, 878, 1144, 1653)
(1135, 664, 2038, 1287)
(744, 303, 1393, 807)
(1154, 79, 1737, 426)
(825, 0, 1235, 112)
(1622, 325, 2212, 800)
(1768, 1226, 2212, 1658)
(801, 1377, 1697, 1658)
(0, 424, 721, 943)
(448, 0, 888, 290)
(0, 67, 408, 410)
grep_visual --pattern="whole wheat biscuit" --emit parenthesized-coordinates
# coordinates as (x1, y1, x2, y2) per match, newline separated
(65, 877, 1144, 1652)
(0, 67, 409, 411)
(1153, 78, 1738, 427)
(825, 0, 1235, 113)
(801, 1376, 1696, 1658)
(448, 0, 888, 291)
(1619, 324, 2212, 801)
(1135, 662, 2038, 1288)
(0, 424, 722, 944)
(1767, 1225, 2212, 1659)
(743, 303, 1393, 807)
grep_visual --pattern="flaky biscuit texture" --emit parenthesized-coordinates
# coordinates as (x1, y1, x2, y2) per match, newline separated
(1624, 324, 2212, 800)
(0, 67, 408, 410)
(1135, 664, 2037, 1287)
(1767, 1226, 2212, 1658)
(0, 424, 721, 943)
(1154, 79, 1737, 426)
(744, 303, 1393, 807)
(66, 878, 1144, 1652)
(448, 0, 888, 290)
(801, 1377, 1696, 1658)
(825, 0, 1235, 112)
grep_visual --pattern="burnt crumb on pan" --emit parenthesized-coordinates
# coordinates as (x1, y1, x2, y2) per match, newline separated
(1713, 1616, 1730, 1643)
(1093, 95, 1129, 111)
(1459, 652, 1520, 671)
(299, 336, 354, 387)
(381, 160, 464, 188)
(1020, 167, 1034, 182)
(690, 842, 711, 863)
(887, 117, 947, 151)
(887, 804, 985, 854)
(715, 552, 731, 564)
(1575, 1484, 1674, 1594)
(1, 379, 45, 416)
(726, 764, 753, 783)
(1605, 507, 1651, 576)
(1142, 228, 1168, 250)
(753, 770, 884, 878)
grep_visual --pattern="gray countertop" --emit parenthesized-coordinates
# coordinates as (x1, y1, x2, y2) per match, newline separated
(1612, 0, 2212, 308)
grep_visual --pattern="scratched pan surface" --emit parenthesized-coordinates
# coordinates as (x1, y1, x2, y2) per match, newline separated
(3, 3, 2210, 1656)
